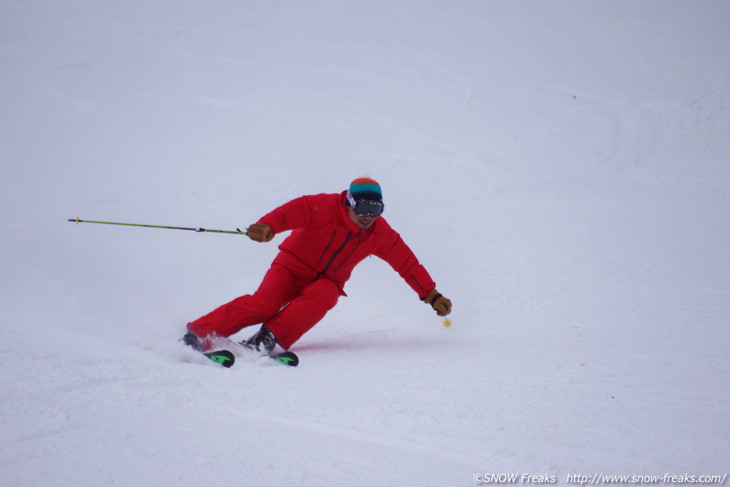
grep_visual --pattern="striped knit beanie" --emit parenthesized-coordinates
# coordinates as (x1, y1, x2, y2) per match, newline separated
(348, 178, 383, 202)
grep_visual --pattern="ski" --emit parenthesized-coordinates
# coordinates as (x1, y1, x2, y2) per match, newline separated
(239, 340, 299, 367)
(182, 332, 298, 368)
(203, 349, 235, 368)
(270, 350, 299, 367)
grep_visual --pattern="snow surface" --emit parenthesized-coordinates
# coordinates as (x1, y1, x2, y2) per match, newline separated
(2, 1, 729, 485)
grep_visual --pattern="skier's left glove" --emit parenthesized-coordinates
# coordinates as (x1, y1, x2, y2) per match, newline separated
(423, 289, 452, 316)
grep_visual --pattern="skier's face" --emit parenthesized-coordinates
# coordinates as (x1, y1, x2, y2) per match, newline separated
(348, 207, 377, 230)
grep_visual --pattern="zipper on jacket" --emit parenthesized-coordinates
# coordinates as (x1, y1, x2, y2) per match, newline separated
(318, 232, 351, 277)
(333, 239, 362, 273)
(317, 231, 338, 267)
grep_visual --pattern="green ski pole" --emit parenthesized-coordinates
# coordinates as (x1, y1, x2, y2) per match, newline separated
(68, 217, 248, 235)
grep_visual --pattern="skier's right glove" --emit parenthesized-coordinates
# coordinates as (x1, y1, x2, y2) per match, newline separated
(423, 289, 452, 316)
(247, 223, 274, 242)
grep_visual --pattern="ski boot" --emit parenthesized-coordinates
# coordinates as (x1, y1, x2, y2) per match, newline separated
(243, 326, 277, 353)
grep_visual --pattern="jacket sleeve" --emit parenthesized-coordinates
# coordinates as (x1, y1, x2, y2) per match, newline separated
(374, 225, 436, 299)
(257, 194, 332, 234)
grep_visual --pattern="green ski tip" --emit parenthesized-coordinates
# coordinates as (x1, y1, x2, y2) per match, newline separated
(273, 351, 299, 367)
(204, 350, 235, 368)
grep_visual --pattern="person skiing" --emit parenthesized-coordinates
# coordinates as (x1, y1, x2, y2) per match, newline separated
(183, 177, 452, 353)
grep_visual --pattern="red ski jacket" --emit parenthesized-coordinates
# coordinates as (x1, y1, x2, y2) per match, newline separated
(257, 191, 436, 299)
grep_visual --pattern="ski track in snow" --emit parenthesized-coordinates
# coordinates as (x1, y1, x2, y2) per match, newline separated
(2, 1, 729, 486)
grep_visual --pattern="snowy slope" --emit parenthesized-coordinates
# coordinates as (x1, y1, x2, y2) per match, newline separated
(1, 1, 729, 485)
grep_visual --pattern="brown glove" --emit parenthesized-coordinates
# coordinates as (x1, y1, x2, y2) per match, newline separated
(247, 223, 274, 242)
(423, 289, 452, 316)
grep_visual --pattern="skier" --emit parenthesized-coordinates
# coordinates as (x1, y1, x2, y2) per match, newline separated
(183, 178, 452, 353)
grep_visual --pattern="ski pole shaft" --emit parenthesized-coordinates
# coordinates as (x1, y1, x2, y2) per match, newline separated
(68, 217, 248, 235)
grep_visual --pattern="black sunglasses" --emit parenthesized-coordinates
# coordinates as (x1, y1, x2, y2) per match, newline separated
(351, 199, 384, 217)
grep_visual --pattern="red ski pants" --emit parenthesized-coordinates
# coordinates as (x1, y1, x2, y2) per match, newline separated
(187, 261, 341, 350)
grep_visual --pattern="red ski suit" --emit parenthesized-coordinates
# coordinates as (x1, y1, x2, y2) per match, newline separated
(188, 191, 436, 349)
